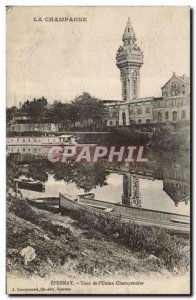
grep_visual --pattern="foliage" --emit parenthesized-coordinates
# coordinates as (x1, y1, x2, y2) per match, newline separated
(72, 92, 105, 127)
(21, 97, 48, 123)
(65, 209, 190, 272)
(46, 160, 109, 192)
(7, 197, 79, 276)
(106, 127, 150, 145)
(7, 92, 106, 129)
(150, 124, 190, 150)
(7, 156, 109, 193)
(47, 101, 81, 128)
(8, 197, 74, 239)
(6, 106, 18, 124)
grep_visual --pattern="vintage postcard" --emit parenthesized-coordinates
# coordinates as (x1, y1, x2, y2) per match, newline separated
(6, 6, 191, 295)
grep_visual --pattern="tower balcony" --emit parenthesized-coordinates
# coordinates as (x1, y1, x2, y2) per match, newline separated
(116, 53, 143, 68)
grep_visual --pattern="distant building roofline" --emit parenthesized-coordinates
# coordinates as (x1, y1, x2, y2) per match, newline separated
(161, 72, 190, 90)
(101, 99, 121, 104)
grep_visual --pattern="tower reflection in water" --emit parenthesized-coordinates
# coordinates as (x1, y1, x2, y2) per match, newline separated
(122, 174, 141, 207)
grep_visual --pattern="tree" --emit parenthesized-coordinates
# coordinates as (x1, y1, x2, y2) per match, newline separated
(48, 101, 69, 125)
(6, 106, 18, 124)
(66, 103, 79, 128)
(21, 97, 48, 123)
(72, 92, 105, 128)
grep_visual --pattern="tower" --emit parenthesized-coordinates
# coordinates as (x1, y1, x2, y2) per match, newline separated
(116, 18, 143, 102)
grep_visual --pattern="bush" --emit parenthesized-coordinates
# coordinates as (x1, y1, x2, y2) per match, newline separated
(64, 208, 189, 272)
(106, 128, 150, 145)
(8, 197, 75, 242)
(150, 124, 190, 150)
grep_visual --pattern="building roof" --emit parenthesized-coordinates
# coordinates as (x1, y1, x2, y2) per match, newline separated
(101, 100, 121, 104)
(161, 72, 190, 90)
(120, 97, 154, 106)
(122, 17, 136, 42)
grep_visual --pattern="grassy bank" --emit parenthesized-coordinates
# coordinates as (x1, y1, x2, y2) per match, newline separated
(6, 197, 166, 278)
(7, 196, 80, 277)
(7, 196, 189, 278)
(62, 208, 190, 272)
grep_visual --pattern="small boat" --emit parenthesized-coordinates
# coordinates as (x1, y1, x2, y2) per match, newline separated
(15, 179, 45, 192)
(27, 197, 59, 208)
(58, 135, 78, 145)
(170, 217, 190, 224)
(59, 193, 190, 234)
(77, 193, 95, 199)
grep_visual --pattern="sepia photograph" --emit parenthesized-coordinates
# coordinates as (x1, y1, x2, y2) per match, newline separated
(6, 6, 191, 295)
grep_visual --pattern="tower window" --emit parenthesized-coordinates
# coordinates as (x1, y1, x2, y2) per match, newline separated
(158, 112, 162, 122)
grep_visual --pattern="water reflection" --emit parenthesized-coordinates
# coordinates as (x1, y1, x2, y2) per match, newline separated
(7, 145, 190, 216)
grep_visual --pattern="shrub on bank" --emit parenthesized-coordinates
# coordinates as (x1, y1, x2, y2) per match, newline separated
(7, 196, 75, 243)
(64, 208, 189, 272)
(106, 128, 150, 145)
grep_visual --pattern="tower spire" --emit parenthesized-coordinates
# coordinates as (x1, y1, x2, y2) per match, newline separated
(122, 17, 136, 46)
(116, 18, 144, 102)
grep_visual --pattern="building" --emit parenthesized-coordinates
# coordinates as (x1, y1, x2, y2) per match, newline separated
(8, 112, 58, 133)
(105, 18, 190, 127)
(9, 122, 58, 133)
(153, 73, 190, 123)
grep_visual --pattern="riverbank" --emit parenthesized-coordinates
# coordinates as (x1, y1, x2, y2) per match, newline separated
(7, 196, 189, 279)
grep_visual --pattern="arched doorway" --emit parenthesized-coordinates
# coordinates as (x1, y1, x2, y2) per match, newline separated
(122, 112, 126, 126)
(165, 111, 169, 121)
(173, 111, 177, 122)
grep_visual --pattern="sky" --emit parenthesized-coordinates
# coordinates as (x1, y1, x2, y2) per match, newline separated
(6, 6, 190, 107)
